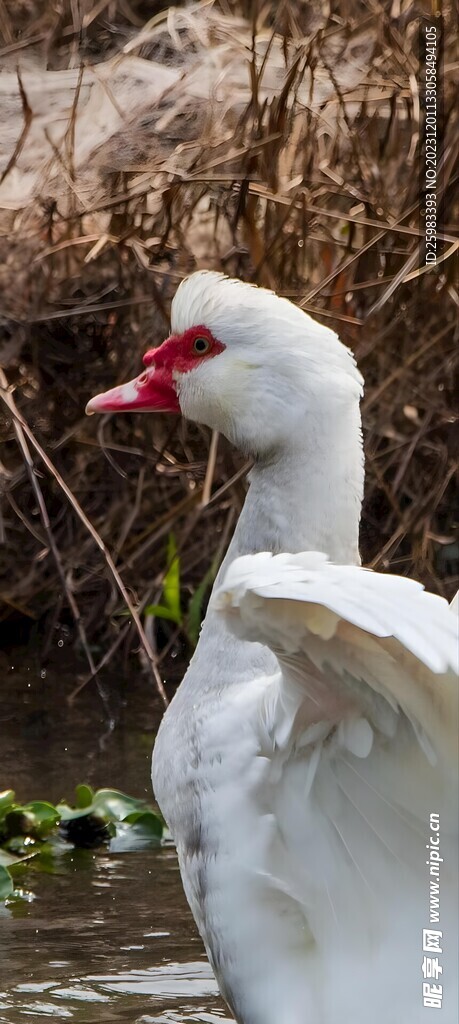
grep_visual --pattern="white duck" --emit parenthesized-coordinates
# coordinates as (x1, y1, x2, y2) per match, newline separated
(87, 272, 458, 1024)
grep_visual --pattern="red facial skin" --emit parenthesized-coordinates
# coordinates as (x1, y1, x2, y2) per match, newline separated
(86, 326, 225, 415)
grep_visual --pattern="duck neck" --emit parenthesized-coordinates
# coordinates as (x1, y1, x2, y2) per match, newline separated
(224, 398, 364, 570)
(178, 399, 363, 697)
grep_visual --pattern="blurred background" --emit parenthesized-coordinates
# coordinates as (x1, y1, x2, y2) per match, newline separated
(0, 0, 457, 721)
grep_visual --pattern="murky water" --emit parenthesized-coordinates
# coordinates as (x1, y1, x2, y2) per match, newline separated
(0, 651, 231, 1023)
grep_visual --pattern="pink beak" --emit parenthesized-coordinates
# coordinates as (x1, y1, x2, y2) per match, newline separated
(85, 349, 180, 416)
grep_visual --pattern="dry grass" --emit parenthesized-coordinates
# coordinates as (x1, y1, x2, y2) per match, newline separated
(0, 0, 457, 697)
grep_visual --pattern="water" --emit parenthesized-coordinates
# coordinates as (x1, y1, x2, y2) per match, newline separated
(0, 650, 231, 1023)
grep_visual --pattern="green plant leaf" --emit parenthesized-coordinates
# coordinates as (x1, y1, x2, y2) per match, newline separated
(4, 802, 60, 840)
(0, 790, 15, 817)
(0, 849, 21, 868)
(21, 802, 60, 837)
(91, 788, 149, 822)
(144, 603, 180, 623)
(0, 864, 14, 899)
(1, 785, 165, 902)
(123, 810, 163, 837)
(75, 784, 94, 808)
(163, 532, 181, 622)
(57, 788, 149, 825)
(56, 802, 92, 822)
(145, 533, 182, 625)
(2, 837, 41, 859)
(110, 812, 162, 852)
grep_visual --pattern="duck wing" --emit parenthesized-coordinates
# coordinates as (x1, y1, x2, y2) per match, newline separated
(215, 551, 458, 772)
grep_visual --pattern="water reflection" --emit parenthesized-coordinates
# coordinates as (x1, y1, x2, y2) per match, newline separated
(6, 962, 228, 1021)
(1, 846, 231, 1022)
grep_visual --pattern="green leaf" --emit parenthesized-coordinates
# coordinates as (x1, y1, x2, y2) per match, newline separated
(0, 789, 15, 804)
(0, 849, 21, 868)
(145, 533, 182, 625)
(110, 812, 162, 852)
(0, 790, 15, 816)
(122, 811, 163, 837)
(4, 801, 59, 841)
(144, 603, 180, 622)
(0, 784, 166, 901)
(91, 789, 148, 822)
(75, 784, 94, 809)
(0, 864, 14, 899)
(58, 788, 148, 824)
(3, 840, 43, 873)
(20, 802, 60, 837)
(56, 802, 92, 822)
(163, 533, 181, 622)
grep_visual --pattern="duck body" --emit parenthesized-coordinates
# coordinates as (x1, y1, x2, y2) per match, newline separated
(153, 534, 458, 1024)
(88, 271, 458, 1024)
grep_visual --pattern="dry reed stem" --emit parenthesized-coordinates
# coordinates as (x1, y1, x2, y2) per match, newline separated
(0, 371, 168, 706)
(0, 0, 457, 682)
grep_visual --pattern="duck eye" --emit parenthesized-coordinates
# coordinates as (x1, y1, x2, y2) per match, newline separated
(193, 336, 211, 355)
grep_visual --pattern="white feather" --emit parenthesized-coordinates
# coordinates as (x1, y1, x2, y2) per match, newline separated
(215, 552, 458, 765)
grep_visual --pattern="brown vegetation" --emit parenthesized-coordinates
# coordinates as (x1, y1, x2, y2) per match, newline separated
(0, 0, 457, 698)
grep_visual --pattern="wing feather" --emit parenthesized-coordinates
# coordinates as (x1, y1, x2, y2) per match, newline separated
(215, 552, 458, 767)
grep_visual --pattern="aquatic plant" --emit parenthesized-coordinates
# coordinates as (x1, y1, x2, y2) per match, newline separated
(0, 785, 164, 902)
